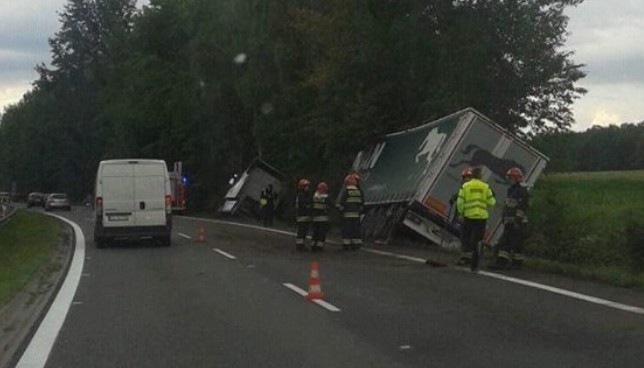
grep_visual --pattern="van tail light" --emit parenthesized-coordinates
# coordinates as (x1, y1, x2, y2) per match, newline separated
(96, 196, 103, 217)
(165, 195, 172, 213)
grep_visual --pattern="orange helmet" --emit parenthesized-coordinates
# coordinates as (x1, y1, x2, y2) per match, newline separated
(344, 174, 357, 186)
(461, 167, 473, 178)
(506, 167, 523, 180)
(298, 178, 310, 189)
(316, 181, 328, 194)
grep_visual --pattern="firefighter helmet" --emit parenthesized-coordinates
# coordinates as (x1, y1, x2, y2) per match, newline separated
(298, 178, 310, 189)
(316, 181, 328, 194)
(506, 167, 523, 181)
(344, 174, 357, 186)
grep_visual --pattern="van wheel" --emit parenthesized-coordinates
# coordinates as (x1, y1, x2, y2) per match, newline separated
(96, 237, 107, 248)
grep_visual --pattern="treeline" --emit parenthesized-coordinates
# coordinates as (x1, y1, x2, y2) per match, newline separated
(0, 0, 586, 207)
(532, 123, 644, 172)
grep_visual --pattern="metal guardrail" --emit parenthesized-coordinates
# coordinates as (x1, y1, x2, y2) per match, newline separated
(0, 205, 17, 226)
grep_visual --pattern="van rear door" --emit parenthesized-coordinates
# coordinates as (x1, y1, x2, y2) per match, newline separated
(133, 162, 168, 227)
(101, 163, 136, 227)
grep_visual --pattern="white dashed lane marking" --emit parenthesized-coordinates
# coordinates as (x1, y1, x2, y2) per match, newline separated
(213, 248, 237, 260)
(282, 283, 341, 312)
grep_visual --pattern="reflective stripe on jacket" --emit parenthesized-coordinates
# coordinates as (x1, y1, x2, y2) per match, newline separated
(503, 183, 529, 224)
(311, 192, 330, 222)
(339, 185, 363, 218)
(456, 179, 495, 220)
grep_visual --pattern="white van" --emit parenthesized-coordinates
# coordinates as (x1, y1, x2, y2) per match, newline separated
(94, 159, 172, 247)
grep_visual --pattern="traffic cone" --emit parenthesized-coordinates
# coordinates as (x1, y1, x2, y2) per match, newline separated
(195, 224, 206, 243)
(306, 261, 324, 300)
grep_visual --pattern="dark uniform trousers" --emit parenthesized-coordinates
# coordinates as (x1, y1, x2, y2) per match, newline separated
(461, 218, 487, 269)
(296, 217, 310, 246)
(311, 193, 330, 248)
(341, 217, 361, 249)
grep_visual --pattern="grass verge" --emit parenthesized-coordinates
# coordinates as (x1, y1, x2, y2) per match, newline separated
(525, 258, 644, 289)
(0, 210, 64, 306)
(526, 170, 644, 289)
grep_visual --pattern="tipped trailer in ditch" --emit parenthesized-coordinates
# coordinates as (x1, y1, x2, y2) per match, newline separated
(351, 108, 549, 249)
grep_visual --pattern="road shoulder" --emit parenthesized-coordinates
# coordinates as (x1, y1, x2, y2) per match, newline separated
(0, 218, 73, 368)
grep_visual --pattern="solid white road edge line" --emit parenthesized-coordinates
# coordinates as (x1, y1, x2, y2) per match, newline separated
(178, 232, 192, 239)
(395, 254, 426, 263)
(17, 213, 85, 368)
(213, 248, 237, 260)
(178, 216, 644, 315)
(478, 270, 644, 315)
(282, 283, 341, 312)
(362, 249, 395, 257)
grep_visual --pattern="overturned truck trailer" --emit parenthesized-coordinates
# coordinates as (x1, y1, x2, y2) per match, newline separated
(353, 108, 549, 248)
(218, 158, 284, 217)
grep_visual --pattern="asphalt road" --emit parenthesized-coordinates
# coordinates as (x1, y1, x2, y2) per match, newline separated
(24, 208, 644, 367)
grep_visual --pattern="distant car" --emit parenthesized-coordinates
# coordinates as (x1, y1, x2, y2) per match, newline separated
(0, 192, 10, 205)
(45, 193, 72, 211)
(27, 192, 46, 208)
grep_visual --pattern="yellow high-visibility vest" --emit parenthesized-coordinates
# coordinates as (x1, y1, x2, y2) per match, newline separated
(456, 179, 495, 220)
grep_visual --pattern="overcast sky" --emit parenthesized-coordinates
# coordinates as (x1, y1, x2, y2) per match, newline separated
(1, 1, 643, 132)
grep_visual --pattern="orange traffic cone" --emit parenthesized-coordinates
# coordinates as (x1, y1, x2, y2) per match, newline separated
(306, 261, 324, 300)
(195, 224, 206, 243)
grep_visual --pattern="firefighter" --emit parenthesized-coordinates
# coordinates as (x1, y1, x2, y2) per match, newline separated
(452, 167, 473, 265)
(456, 167, 496, 272)
(311, 181, 331, 252)
(295, 179, 312, 251)
(264, 184, 277, 227)
(338, 174, 364, 251)
(490, 167, 529, 270)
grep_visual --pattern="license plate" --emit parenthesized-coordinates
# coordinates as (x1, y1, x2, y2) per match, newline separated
(108, 215, 129, 221)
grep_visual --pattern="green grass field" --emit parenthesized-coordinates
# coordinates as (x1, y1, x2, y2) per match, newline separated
(526, 170, 644, 287)
(0, 211, 64, 306)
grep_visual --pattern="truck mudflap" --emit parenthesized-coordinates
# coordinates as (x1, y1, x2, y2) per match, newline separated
(402, 201, 461, 249)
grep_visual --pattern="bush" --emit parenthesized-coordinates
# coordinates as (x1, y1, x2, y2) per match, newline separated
(624, 211, 644, 272)
(525, 171, 644, 272)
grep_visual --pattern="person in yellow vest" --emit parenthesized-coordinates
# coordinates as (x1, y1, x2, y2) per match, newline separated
(452, 167, 473, 265)
(264, 184, 278, 227)
(456, 167, 496, 272)
(338, 174, 364, 251)
(311, 181, 331, 252)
